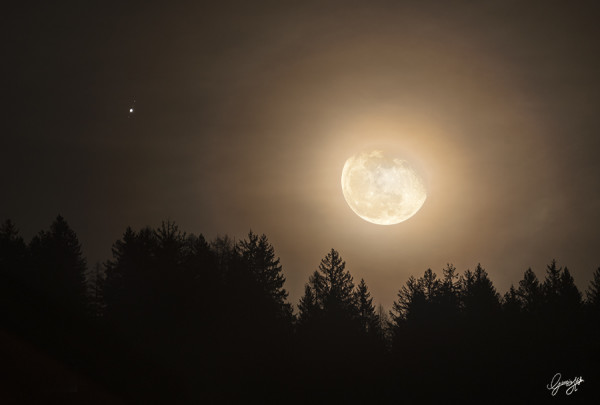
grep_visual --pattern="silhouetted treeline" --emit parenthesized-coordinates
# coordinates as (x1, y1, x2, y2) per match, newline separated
(1, 216, 599, 402)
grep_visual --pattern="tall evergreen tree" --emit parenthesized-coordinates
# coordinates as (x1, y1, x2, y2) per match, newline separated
(306, 249, 356, 315)
(586, 267, 600, 310)
(438, 263, 460, 318)
(296, 248, 360, 347)
(29, 215, 88, 315)
(542, 259, 562, 298)
(295, 249, 361, 388)
(354, 278, 379, 334)
(155, 221, 186, 266)
(586, 268, 600, 336)
(211, 234, 236, 275)
(391, 267, 453, 326)
(102, 226, 158, 327)
(152, 221, 200, 331)
(183, 233, 214, 272)
(541, 260, 581, 316)
(236, 231, 292, 321)
(0, 219, 27, 272)
(517, 268, 541, 314)
(502, 284, 521, 315)
(0, 220, 28, 325)
(182, 232, 218, 305)
(298, 284, 318, 326)
(391, 275, 426, 324)
(460, 264, 500, 318)
(558, 267, 582, 310)
(421, 268, 439, 301)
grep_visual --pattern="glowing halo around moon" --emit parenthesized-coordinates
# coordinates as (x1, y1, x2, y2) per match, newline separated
(341, 150, 427, 225)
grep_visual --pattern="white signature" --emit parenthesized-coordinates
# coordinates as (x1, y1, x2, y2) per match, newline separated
(546, 373, 584, 396)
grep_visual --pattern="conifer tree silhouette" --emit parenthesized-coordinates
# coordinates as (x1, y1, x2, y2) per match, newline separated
(0, 220, 28, 327)
(438, 263, 460, 317)
(585, 267, 600, 361)
(502, 284, 521, 315)
(421, 268, 439, 302)
(236, 231, 292, 322)
(391, 267, 450, 326)
(28, 215, 89, 316)
(2, 215, 599, 402)
(0, 220, 26, 271)
(304, 248, 356, 316)
(295, 249, 363, 392)
(354, 278, 379, 334)
(460, 263, 500, 319)
(297, 284, 318, 326)
(517, 267, 542, 314)
(558, 267, 582, 311)
(543, 259, 562, 302)
(542, 259, 582, 318)
(103, 226, 157, 329)
(390, 275, 426, 324)
(586, 267, 600, 311)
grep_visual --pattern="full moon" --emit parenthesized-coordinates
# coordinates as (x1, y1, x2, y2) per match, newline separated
(341, 150, 427, 225)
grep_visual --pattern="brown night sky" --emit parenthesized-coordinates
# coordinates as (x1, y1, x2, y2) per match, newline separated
(4, 1, 600, 309)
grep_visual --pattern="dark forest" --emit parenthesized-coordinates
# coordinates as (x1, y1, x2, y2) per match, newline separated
(1, 216, 598, 402)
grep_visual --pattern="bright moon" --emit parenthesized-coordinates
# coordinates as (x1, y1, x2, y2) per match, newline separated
(341, 150, 427, 225)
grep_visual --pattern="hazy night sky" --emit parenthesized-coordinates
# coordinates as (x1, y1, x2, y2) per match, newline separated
(4, 1, 600, 309)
